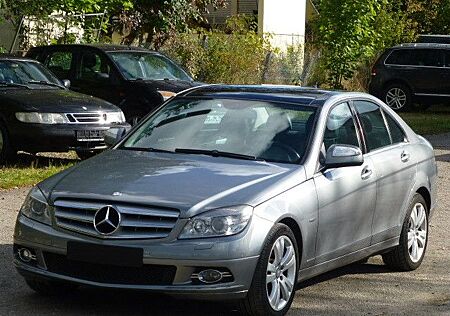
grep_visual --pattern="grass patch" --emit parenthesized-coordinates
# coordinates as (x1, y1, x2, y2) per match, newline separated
(399, 106, 450, 135)
(0, 154, 76, 190)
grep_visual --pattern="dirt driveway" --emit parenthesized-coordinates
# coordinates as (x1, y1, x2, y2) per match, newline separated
(0, 135, 449, 315)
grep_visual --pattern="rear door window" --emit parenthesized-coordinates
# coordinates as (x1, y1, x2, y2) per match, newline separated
(354, 101, 391, 151)
(444, 50, 450, 67)
(79, 51, 112, 81)
(45, 51, 73, 79)
(385, 114, 406, 144)
(386, 49, 443, 67)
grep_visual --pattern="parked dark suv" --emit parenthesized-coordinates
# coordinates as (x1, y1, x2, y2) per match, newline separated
(27, 44, 199, 124)
(369, 43, 450, 111)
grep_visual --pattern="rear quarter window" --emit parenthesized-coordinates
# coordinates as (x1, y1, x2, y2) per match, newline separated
(385, 113, 407, 144)
(386, 49, 443, 67)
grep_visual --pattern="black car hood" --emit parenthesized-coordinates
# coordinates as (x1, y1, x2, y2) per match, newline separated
(130, 79, 201, 93)
(0, 88, 119, 112)
(42, 149, 304, 217)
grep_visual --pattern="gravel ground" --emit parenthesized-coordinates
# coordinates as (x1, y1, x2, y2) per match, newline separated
(0, 135, 449, 315)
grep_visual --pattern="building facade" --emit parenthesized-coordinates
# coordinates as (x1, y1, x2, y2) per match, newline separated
(204, 0, 318, 49)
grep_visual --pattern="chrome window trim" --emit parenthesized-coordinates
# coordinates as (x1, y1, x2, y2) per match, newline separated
(414, 93, 450, 97)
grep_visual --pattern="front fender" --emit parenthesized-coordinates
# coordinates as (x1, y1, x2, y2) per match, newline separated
(253, 179, 318, 269)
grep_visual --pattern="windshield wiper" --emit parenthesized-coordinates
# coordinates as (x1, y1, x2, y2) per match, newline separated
(175, 148, 262, 161)
(121, 146, 175, 154)
(27, 80, 64, 89)
(0, 81, 30, 89)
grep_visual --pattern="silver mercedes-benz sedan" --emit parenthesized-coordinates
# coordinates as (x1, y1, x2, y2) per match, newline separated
(14, 85, 437, 315)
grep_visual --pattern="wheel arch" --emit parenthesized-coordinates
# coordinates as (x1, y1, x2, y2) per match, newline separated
(416, 186, 431, 214)
(383, 79, 413, 95)
(278, 217, 303, 261)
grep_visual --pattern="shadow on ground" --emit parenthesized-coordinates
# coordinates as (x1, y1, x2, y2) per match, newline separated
(7, 153, 79, 168)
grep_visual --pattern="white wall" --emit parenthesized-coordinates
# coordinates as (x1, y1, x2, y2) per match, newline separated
(258, 0, 306, 49)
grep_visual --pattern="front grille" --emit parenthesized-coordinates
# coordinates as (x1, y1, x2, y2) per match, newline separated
(54, 199, 180, 239)
(44, 252, 176, 285)
(67, 113, 103, 124)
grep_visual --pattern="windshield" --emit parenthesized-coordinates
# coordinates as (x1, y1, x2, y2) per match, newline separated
(108, 52, 192, 81)
(0, 60, 62, 88)
(122, 97, 317, 164)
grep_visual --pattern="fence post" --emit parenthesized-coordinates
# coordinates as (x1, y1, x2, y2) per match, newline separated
(10, 16, 24, 54)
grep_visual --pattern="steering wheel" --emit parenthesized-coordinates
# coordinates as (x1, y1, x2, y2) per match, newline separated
(267, 142, 301, 162)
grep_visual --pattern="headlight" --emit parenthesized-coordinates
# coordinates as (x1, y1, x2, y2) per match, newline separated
(104, 111, 126, 124)
(179, 205, 253, 239)
(20, 187, 52, 225)
(16, 112, 69, 124)
(157, 90, 176, 101)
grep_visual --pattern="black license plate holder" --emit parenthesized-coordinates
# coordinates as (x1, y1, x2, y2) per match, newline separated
(75, 130, 104, 141)
(67, 242, 143, 267)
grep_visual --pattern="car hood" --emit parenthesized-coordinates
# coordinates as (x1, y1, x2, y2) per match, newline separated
(130, 79, 201, 93)
(41, 149, 305, 218)
(0, 88, 119, 112)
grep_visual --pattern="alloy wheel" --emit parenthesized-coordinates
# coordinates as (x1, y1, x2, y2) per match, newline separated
(408, 203, 427, 263)
(386, 88, 407, 110)
(266, 235, 297, 311)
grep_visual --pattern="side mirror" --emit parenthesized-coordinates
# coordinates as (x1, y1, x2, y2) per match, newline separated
(325, 144, 364, 169)
(62, 79, 71, 88)
(96, 72, 110, 81)
(104, 125, 131, 147)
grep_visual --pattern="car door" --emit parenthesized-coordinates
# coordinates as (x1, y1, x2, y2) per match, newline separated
(313, 102, 377, 263)
(443, 49, 450, 96)
(409, 48, 445, 96)
(353, 100, 417, 244)
(41, 48, 77, 82)
(71, 49, 122, 105)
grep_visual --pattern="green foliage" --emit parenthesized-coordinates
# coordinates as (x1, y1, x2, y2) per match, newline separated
(162, 25, 272, 84)
(264, 45, 305, 85)
(314, 0, 385, 88)
(403, 0, 450, 35)
(113, 0, 226, 48)
(3, 0, 224, 48)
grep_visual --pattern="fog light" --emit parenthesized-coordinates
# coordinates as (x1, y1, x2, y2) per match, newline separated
(18, 248, 36, 263)
(198, 269, 223, 284)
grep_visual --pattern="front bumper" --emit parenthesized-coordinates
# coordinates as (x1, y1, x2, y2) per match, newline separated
(10, 122, 131, 153)
(13, 214, 271, 300)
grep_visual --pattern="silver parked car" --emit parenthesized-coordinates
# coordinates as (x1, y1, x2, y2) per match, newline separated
(14, 85, 437, 315)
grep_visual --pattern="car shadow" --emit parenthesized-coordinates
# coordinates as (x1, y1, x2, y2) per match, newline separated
(296, 260, 392, 290)
(435, 153, 450, 162)
(6, 152, 79, 168)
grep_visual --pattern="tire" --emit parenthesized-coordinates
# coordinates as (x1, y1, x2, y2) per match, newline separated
(383, 83, 412, 112)
(76, 150, 100, 160)
(0, 122, 16, 165)
(382, 194, 429, 271)
(25, 278, 78, 296)
(240, 224, 299, 316)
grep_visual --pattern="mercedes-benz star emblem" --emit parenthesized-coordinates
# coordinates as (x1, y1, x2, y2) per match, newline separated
(93, 206, 121, 235)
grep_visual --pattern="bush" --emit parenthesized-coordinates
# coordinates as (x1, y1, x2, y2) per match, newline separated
(162, 15, 306, 85)
(162, 29, 271, 84)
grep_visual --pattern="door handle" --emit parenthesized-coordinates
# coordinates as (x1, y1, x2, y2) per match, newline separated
(401, 151, 410, 162)
(361, 166, 373, 180)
